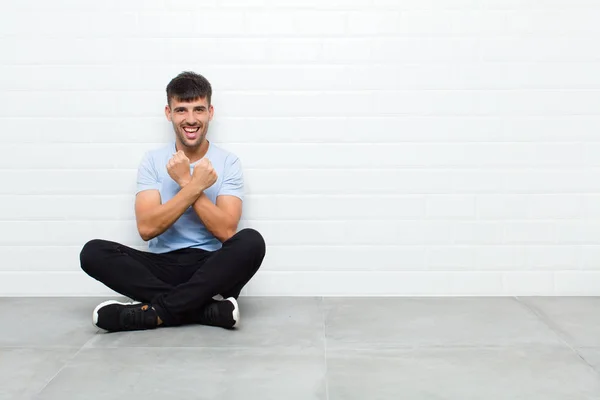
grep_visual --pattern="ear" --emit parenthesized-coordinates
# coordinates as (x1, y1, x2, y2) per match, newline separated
(208, 104, 214, 121)
(165, 105, 172, 121)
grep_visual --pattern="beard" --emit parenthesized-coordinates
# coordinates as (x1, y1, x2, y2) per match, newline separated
(174, 121, 209, 148)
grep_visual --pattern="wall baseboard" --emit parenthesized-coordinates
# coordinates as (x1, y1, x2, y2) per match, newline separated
(1, 271, 599, 297)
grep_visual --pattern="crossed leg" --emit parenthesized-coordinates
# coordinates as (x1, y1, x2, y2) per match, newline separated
(80, 229, 266, 330)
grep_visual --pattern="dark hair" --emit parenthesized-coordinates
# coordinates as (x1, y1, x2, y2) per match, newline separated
(166, 71, 212, 106)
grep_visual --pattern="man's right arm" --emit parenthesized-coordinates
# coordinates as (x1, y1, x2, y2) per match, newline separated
(135, 183, 203, 242)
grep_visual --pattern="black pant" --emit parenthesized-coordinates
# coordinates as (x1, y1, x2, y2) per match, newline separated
(80, 228, 266, 326)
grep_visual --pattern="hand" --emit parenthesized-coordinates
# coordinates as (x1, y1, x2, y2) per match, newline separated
(191, 158, 218, 192)
(167, 151, 191, 187)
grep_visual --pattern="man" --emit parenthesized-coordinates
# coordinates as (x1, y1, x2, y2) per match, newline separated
(80, 71, 266, 333)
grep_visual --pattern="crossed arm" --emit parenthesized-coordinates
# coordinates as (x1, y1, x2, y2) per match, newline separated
(135, 182, 242, 243)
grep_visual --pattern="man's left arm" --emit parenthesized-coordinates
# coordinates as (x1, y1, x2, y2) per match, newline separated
(188, 156, 244, 242)
(191, 194, 241, 242)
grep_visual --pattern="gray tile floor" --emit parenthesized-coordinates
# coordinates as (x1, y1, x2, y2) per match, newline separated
(2, 297, 600, 399)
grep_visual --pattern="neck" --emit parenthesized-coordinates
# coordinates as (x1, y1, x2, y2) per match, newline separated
(175, 138, 209, 164)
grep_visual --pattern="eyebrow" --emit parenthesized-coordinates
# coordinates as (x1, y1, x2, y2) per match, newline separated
(174, 106, 206, 111)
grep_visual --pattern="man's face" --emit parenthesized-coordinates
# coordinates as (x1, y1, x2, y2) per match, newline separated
(165, 97, 213, 148)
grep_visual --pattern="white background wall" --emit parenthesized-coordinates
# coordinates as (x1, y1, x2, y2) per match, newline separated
(1, 0, 600, 296)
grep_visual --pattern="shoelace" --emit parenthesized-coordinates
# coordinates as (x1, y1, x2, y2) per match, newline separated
(201, 303, 219, 324)
(121, 306, 153, 329)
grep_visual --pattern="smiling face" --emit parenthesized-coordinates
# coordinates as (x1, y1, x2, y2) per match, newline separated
(165, 97, 214, 149)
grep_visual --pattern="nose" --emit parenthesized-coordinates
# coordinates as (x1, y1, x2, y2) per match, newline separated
(185, 112, 197, 125)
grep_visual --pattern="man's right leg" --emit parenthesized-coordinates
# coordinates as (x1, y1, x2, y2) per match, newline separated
(79, 239, 203, 332)
(79, 239, 176, 304)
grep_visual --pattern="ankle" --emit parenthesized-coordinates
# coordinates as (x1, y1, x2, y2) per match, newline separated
(152, 307, 163, 326)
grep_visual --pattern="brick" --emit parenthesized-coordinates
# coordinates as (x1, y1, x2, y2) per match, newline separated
(425, 195, 476, 218)
(244, 195, 424, 219)
(262, 245, 425, 271)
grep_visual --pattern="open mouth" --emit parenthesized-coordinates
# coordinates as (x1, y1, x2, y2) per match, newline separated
(182, 126, 200, 139)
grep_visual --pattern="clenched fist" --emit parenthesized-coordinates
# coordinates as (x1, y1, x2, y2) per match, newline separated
(167, 150, 191, 187)
(191, 158, 218, 192)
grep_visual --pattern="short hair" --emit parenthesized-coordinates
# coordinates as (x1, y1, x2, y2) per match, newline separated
(166, 71, 212, 106)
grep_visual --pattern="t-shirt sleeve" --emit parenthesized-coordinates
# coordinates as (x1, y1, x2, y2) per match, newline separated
(136, 152, 161, 194)
(218, 155, 244, 201)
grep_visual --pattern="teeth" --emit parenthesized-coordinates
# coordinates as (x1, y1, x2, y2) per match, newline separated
(184, 127, 199, 133)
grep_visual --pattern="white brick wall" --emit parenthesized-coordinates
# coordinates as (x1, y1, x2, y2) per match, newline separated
(2, 0, 600, 296)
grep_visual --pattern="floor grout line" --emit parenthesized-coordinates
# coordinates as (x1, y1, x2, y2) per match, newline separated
(514, 296, 600, 375)
(32, 332, 99, 397)
(321, 296, 330, 400)
(13, 343, 588, 351)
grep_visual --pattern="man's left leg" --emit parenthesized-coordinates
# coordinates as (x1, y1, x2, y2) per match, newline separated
(156, 228, 266, 328)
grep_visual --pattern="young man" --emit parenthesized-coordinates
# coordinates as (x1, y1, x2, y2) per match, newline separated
(80, 71, 265, 333)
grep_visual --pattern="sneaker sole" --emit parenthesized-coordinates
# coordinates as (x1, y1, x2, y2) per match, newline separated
(92, 300, 140, 329)
(227, 297, 240, 328)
